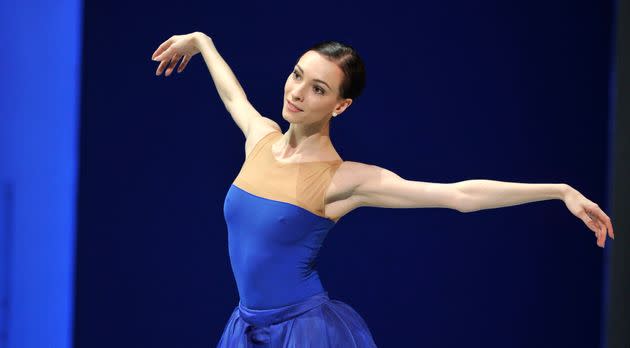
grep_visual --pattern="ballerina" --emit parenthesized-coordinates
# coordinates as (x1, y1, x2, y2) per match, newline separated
(151, 32, 615, 347)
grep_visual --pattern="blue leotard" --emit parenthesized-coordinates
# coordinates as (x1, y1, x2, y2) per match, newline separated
(218, 130, 377, 347)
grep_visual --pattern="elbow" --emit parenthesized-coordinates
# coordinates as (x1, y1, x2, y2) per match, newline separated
(457, 205, 471, 213)
(459, 206, 475, 213)
(456, 192, 476, 213)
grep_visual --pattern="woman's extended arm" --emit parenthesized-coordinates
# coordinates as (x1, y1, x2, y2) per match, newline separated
(349, 162, 614, 248)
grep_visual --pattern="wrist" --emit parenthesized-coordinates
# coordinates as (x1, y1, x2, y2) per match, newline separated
(193, 32, 211, 47)
(559, 183, 573, 201)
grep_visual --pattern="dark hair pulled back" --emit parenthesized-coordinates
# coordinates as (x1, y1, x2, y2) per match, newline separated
(297, 41, 366, 102)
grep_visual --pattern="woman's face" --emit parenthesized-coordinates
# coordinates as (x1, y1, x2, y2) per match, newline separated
(282, 50, 350, 125)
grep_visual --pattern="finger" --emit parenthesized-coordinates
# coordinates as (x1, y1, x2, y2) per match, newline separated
(178, 55, 190, 73)
(154, 48, 171, 62)
(600, 211, 614, 240)
(583, 218, 597, 236)
(581, 212, 600, 236)
(592, 208, 614, 242)
(583, 214, 605, 248)
(152, 39, 173, 60)
(165, 54, 181, 76)
(595, 220, 606, 248)
(156, 60, 169, 76)
(608, 219, 614, 240)
(154, 45, 174, 62)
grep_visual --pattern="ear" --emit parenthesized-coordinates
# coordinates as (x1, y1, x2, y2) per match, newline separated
(334, 98, 353, 115)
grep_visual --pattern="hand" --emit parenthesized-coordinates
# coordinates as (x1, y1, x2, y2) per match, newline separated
(563, 186, 614, 248)
(151, 32, 203, 76)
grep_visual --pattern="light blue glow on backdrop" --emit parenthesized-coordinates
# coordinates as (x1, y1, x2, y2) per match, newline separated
(0, 1, 82, 347)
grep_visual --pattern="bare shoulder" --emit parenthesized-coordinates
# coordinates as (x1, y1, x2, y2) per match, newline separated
(324, 160, 390, 219)
(328, 160, 404, 206)
(328, 160, 378, 201)
(335, 161, 388, 186)
(244, 116, 282, 157)
(247, 115, 281, 140)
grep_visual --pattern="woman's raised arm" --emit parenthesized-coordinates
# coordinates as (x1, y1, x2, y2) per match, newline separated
(151, 32, 261, 136)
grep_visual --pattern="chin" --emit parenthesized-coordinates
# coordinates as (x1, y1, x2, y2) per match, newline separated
(282, 109, 303, 123)
(281, 111, 296, 123)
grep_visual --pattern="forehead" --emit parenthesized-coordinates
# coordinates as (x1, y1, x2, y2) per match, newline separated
(297, 51, 343, 87)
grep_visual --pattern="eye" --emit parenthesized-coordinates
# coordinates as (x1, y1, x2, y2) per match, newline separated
(293, 70, 324, 95)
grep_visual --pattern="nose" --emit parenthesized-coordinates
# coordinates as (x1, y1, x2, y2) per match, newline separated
(291, 90, 304, 102)
(290, 83, 306, 102)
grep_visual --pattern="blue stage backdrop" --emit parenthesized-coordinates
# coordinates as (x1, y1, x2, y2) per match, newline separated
(0, 1, 82, 348)
(73, 1, 614, 347)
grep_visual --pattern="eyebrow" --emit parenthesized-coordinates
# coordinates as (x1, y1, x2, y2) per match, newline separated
(295, 65, 332, 90)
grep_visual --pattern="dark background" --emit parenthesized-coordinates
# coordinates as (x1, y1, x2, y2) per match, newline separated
(73, 0, 616, 347)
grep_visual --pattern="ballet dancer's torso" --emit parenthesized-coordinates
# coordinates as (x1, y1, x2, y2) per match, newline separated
(244, 126, 362, 222)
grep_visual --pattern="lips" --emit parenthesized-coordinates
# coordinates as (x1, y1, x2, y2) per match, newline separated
(286, 100, 303, 112)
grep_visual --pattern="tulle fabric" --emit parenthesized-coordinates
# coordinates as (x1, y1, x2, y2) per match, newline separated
(216, 291, 377, 347)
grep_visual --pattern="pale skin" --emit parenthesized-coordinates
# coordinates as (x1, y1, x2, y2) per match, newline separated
(151, 32, 615, 248)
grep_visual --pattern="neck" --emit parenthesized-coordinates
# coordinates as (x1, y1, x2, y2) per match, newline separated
(277, 120, 334, 159)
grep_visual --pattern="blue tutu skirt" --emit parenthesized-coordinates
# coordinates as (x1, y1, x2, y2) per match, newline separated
(216, 291, 377, 347)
